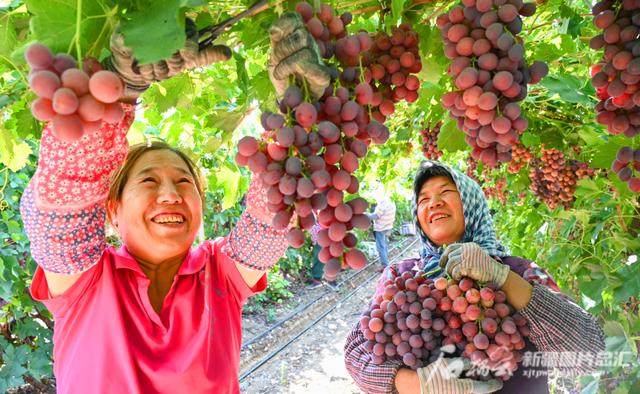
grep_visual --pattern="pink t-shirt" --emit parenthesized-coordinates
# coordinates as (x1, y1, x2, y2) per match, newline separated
(30, 237, 266, 394)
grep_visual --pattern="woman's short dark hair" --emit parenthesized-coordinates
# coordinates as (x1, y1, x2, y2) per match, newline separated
(412, 161, 454, 201)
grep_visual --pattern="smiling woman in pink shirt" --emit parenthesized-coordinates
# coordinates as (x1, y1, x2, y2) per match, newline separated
(18, 18, 314, 394)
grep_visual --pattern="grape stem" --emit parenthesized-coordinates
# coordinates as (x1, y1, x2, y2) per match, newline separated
(423, 266, 442, 277)
(198, 0, 270, 49)
(74, 0, 83, 64)
(302, 77, 311, 103)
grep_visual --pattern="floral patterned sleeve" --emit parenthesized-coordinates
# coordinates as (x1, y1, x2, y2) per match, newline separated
(19, 105, 135, 274)
(222, 176, 289, 271)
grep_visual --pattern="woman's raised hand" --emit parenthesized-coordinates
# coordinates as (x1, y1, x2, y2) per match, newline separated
(267, 12, 331, 99)
(439, 243, 510, 288)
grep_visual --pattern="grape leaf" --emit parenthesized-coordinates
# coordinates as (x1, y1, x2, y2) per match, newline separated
(26, 0, 111, 57)
(119, 0, 204, 64)
(578, 375, 600, 394)
(234, 52, 250, 96)
(540, 74, 594, 105)
(212, 164, 240, 210)
(251, 70, 276, 108)
(206, 105, 248, 133)
(237, 13, 271, 50)
(5, 101, 40, 139)
(0, 126, 32, 172)
(530, 42, 564, 63)
(0, 14, 17, 59)
(391, 0, 406, 27)
(576, 126, 605, 146)
(0, 361, 27, 393)
(520, 132, 540, 147)
(578, 274, 607, 304)
(603, 321, 636, 358)
(144, 73, 195, 113)
(613, 264, 640, 303)
(590, 139, 626, 169)
(438, 119, 468, 153)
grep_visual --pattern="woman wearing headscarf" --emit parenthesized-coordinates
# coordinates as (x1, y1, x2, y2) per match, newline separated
(343, 161, 605, 393)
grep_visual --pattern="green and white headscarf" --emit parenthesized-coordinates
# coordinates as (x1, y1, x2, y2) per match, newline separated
(412, 160, 509, 276)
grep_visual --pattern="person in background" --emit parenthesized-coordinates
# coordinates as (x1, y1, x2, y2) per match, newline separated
(305, 222, 323, 288)
(367, 182, 396, 272)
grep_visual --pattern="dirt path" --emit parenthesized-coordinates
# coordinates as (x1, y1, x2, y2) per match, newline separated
(239, 237, 421, 394)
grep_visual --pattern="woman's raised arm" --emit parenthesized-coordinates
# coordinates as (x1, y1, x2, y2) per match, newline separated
(20, 106, 135, 295)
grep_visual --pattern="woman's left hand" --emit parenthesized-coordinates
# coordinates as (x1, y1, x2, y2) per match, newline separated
(439, 243, 510, 287)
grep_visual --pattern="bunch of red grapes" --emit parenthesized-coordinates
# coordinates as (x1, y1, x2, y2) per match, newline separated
(296, 1, 353, 59)
(529, 147, 596, 209)
(437, 0, 548, 167)
(469, 162, 507, 204)
(25, 43, 125, 142)
(590, 1, 640, 138)
(611, 147, 640, 191)
(483, 178, 507, 204)
(237, 1, 425, 276)
(363, 26, 422, 123)
(299, 2, 423, 124)
(590, 1, 640, 192)
(360, 270, 530, 381)
(507, 143, 532, 174)
(420, 122, 443, 160)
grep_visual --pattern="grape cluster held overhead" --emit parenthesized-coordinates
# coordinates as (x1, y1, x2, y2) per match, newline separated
(26, 43, 124, 142)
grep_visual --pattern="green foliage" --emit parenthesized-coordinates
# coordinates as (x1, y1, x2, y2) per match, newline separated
(248, 265, 293, 308)
(392, 192, 413, 225)
(0, 147, 54, 392)
(119, 0, 204, 63)
(26, 0, 115, 60)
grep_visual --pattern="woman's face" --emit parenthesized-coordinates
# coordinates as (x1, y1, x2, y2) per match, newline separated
(109, 149, 203, 264)
(416, 175, 465, 247)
